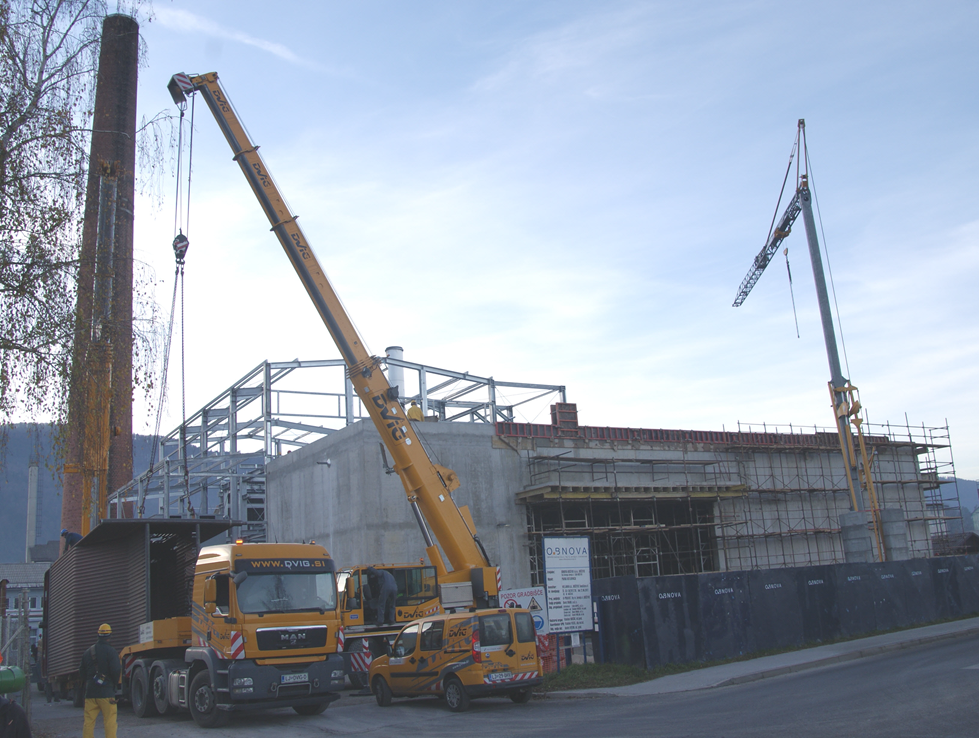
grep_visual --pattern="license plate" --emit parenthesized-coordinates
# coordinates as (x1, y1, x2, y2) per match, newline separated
(488, 671, 512, 682)
(281, 673, 308, 684)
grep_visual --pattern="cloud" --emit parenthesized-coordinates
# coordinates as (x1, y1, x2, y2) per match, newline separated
(154, 7, 331, 72)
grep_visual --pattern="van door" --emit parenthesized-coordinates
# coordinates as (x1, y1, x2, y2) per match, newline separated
(411, 619, 445, 693)
(385, 623, 420, 694)
(385, 620, 447, 694)
(476, 612, 520, 684)
(512, 610, 541, 677)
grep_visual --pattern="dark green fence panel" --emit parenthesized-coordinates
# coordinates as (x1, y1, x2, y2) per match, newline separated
(592, 576, 645, 667)
(836, 563, 877, 637)
(593, 556, 979, 669)
(797, 565, 840, 644)
(637, 575, 700, 667)
(698, 571, 752, 661)
(747, 568, 803, 650)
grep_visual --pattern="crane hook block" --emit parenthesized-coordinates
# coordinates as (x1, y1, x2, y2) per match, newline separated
(173, 233, 189, 264)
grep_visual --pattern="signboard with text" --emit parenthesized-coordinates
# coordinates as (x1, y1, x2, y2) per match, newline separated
(500, 586, 549, 635)
(543, 536, 592, 633)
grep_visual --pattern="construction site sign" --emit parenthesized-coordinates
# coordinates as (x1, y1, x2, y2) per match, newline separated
(543, 536, 592, 633)
(500, 586, 549, 635)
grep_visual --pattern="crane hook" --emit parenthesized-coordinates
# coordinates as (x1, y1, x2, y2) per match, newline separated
(173, 232, 189, 265)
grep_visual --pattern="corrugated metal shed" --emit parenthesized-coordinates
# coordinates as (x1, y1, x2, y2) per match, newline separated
(45, 519, 230, 680)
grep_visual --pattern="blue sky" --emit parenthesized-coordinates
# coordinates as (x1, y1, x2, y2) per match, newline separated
(130, 1, 979, 478)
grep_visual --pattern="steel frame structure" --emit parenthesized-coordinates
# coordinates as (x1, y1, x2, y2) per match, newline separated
(108, 356, 564, 539)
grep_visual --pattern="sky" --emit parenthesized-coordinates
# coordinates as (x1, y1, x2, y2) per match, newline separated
(126, 1, 979, 480)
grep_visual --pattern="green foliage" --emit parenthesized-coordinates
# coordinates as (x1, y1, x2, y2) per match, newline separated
(0, 0, 105, 425)
(0, 0, 170, 433)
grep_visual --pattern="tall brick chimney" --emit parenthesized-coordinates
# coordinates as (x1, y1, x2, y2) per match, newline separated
(61, 14, 138, 541)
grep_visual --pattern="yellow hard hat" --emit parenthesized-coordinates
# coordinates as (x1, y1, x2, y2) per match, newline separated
(98, 623, 112, 636)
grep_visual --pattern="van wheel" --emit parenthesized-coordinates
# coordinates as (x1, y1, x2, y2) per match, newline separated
(130, 666, 158, 717)
(293, 701, 330, 715)
(443, 676, 470, 712)
(189, 671, 230, 729)
(372, 676, 392, 707)
(509, 686, 532, 704)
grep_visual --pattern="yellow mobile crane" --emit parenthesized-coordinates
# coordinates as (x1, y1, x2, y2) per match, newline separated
(166, 73, 500, 631)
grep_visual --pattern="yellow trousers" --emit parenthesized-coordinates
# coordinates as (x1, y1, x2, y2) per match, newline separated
(83, 698, 117, 738)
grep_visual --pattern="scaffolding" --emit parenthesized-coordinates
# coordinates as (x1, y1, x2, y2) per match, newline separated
(504, 410, 961, 583)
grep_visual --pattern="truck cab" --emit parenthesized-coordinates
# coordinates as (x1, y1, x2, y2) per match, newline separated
(339, 564, 440, 629)
(124, 539, 347, 727)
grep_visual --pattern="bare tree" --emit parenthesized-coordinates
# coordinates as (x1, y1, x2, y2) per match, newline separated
(0, 0, 104, 425)
(0, 0, 165, 431)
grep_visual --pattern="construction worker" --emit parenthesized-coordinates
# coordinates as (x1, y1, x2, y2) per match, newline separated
(406, 401, 423, 422)
(366, 567, 397, 626)
(60, 529, 82, 551)
(79, 624, 120, 738)
(0, 690, 32, 738)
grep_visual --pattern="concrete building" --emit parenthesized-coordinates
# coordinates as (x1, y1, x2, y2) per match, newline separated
(266, 404, 950, 588)
(108, 355, 960, 586)
(267, 420, 533, 589)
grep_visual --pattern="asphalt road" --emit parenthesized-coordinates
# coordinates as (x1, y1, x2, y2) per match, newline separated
(29, 634, 979, 738)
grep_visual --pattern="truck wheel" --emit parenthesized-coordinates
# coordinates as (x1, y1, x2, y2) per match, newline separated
(131, 666, 159, 718)
(443, 676, 470, 712)
(293, 701, 330, 716)
(372, 676, 392, 707)
(151, 665, 174, 715)
(189, 671, 230, 729)
(509, 686, 532, 704)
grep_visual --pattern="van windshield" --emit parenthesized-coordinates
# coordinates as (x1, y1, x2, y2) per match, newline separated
(235, 572, 337, 614)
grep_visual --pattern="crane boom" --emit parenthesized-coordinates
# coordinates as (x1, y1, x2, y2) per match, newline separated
(168, 72, 496, 601)
(732, 190, 802, 307)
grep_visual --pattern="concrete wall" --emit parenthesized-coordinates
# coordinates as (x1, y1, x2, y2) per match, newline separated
(266, 421, 534, 589)
(267, 420, 934, 585)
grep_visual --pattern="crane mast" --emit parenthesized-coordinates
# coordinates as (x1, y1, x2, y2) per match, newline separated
(734, 119, 886, 561)
(168, 72, 496, 600)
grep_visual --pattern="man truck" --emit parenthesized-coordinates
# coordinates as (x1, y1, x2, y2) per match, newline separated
(43, 519, 346, 728)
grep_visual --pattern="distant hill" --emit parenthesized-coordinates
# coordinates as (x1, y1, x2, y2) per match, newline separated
(0, 424, 155, 563)
(941, 477, 979, 514)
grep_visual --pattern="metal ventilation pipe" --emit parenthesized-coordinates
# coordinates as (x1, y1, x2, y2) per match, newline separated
(385, 346, 405, 400)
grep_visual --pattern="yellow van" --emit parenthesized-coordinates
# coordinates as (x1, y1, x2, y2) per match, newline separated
(368, 608, 542, 711)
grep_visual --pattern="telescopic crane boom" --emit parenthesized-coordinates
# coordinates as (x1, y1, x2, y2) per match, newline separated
(168, 72, 498, 605)
(734, 119, 885, 561)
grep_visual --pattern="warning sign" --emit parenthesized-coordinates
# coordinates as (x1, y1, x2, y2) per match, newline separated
(498, 586, 549, 635)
